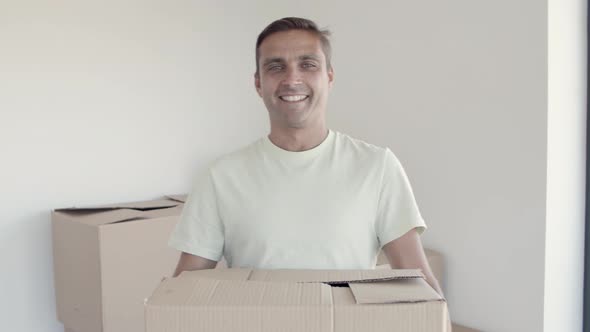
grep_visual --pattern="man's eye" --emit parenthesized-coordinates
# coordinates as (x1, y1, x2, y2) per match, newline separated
(268, 65, 283, 71)
(302, 62, 317, 68)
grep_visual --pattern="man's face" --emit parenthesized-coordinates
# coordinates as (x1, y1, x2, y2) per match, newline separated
(255, 30, 334, 130)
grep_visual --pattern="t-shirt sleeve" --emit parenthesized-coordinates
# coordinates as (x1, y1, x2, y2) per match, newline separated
(168, 168, 225, 261)
(375, 148, 427, 248)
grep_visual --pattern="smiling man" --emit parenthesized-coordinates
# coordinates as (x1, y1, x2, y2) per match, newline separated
(168, 18, 446, 306)
(255, 27, 333, 146)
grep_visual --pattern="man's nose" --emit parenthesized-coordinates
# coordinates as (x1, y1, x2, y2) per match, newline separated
(281, 66, 303, 86)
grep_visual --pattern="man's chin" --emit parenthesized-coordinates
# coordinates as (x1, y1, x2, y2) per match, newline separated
(282, 115, 308, 129)
(268, 107, 312, 128)
(280, 102, 308, 111)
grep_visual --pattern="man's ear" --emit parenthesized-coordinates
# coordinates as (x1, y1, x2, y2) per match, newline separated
(327, 66, 335, 89)
(254, 72, 262, 97)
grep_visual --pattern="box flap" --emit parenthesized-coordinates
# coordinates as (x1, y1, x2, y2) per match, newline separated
(148, 275, 332, 306)
(53, 200, 183, 226)
(179, 268, 424, 284)
(56, 198, 180, 212)
(165, 194, 187, 203)
(349, 277, 444, 304)
(248, 269, 424, 284)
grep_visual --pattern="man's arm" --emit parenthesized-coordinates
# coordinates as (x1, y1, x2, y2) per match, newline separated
(381, 227, 452, 332)
(381, 227, 443, 296)
(172, 252, 217, 277)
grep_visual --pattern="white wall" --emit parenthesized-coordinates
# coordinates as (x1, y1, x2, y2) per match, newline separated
(278, 1, 547, 331)
(0, 2, 269, 331)
(1, 1, 582, 332)
(545, 0, 587, 331)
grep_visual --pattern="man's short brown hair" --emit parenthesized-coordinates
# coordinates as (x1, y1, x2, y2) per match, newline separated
(255, 17, 332, 74)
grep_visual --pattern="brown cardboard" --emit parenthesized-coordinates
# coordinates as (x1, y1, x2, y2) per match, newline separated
(146, 268, 448, 332)
(52, 197, 184, 332)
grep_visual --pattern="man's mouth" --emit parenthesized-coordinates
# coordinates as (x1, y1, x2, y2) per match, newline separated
(279, 95, 309, 102)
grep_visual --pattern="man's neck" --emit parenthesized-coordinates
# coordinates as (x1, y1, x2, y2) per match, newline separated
(268, 125, 329, 152)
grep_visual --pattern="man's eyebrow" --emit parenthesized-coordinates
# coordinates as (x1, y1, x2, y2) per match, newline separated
(262, 57, 284, 67)
(298, 54, 321, 61)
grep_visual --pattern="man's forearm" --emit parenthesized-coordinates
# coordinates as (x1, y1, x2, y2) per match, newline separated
(172, 252, 217, 277)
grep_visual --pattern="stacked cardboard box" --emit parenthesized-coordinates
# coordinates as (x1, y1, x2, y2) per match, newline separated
(52, 196, 185, 332)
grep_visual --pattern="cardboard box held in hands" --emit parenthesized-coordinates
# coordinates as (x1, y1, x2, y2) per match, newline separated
(145, 268, 449, 332)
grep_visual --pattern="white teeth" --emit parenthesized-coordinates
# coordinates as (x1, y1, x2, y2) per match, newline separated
(280, 95, 307, 102)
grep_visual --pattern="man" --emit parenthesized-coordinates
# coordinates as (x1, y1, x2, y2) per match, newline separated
(169, 18, 445, 302)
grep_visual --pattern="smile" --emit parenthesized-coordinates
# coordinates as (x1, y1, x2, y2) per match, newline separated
(279, 95, 309, 102)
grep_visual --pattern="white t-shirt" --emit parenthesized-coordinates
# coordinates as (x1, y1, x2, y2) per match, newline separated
(168, 129, 427, 269)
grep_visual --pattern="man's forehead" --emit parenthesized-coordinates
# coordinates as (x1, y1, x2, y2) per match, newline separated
(259, 30, 325, 61)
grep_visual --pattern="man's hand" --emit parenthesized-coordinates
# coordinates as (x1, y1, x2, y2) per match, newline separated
(172, 252, 217, 277)
(381, 227, 452, 331)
